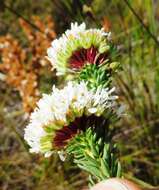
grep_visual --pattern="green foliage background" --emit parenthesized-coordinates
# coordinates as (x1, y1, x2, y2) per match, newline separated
(0, 0, 159, 189)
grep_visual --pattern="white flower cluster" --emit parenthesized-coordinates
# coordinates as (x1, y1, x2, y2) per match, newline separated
(24, 81, 117, 156)
(47, 22, 111, 75)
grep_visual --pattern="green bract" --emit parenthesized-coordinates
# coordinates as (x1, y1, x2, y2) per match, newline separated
(78, 62, 120, 90)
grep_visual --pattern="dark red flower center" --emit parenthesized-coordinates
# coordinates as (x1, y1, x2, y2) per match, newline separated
(69, 46, 107, 70)
(53, 115, 97, 149)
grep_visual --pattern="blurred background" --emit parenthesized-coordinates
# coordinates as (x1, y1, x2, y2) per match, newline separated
(0, 0, 159, 189)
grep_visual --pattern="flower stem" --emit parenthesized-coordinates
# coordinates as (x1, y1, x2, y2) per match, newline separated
(66, 127, 122, 185)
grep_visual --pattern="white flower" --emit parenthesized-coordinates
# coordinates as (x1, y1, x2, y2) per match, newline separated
(24, 122, 46, 153)
(65, 22, 86, 37)
(24, 81, 117, 156)
(47, 22, 110, 75)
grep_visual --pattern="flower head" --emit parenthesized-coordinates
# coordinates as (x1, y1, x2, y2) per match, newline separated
(47, 22, 111, 75)
(24, 81, 117, 157)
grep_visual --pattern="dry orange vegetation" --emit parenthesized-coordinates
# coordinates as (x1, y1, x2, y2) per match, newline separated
(0, 16, 56, 113)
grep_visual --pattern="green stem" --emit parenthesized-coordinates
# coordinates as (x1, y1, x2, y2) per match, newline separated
(66, 128, 122, 185)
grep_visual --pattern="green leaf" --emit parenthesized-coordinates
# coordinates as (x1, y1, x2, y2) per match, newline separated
(117, 162, 122, 177)
(100, 158, 110, 178)
(66, 128, 122, 182)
